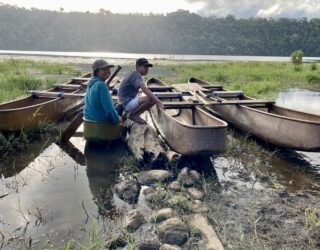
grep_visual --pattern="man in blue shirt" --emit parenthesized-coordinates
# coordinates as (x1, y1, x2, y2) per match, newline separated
(118, 58, 163, 124)
(84, 59, 121, 123)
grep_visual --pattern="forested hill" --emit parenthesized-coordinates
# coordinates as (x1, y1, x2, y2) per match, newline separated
(1, 4, 320, 56)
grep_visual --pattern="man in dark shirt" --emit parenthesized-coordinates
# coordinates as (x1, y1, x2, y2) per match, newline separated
(118, 58, 163, 124)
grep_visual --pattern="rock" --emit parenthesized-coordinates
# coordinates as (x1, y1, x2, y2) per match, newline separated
(144, 187, 167, 203)
(151, 208, 174, 223)
(167, 181, 182, 192)
(137, 238, 161, 250)
(160, 244, 181, 250)
(187, 214, 224, 250)
(125, 209, 146, 232)
(178, 167, 201, 188)
(114, 179, 141, 204)
(187, 200, 208, 213)
(138, 170, 174, 186)
(167, 195, 189, 210)
(187, 187, 204, 200)
(106, 235, 127, 249)
(157, 217, 189, 246)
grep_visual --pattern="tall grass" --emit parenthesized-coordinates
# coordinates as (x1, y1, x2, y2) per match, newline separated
(0, 59, 81, 102)
(161, 62, 320, 98)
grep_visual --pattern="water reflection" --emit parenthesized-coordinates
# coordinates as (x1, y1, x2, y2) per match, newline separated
(84, 140, 129, 216)
(276, 88, 320, 115)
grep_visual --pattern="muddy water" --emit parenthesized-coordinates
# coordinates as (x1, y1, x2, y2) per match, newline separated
(0, 137, 134, 248)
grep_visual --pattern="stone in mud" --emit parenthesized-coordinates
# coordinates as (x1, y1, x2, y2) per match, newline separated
(187, 200, 208, 213)
(167, 195, 189, 210)
(167, 181, 182, 192)
(137, 170, 174, 186)
(187, 187, 204, 200)
(125, 209, 146, 232)
(157, 217, 189, 246)
(160, 244, 181, 250)
(178, 167, 201, 188)
(106, 235, 127, 249)
(151, 208, 174, 223)
(143, 187, 168, 203)
(114, 179, 141, 204)
(187, 214, 224, 250)
(137, 238, 161, 250)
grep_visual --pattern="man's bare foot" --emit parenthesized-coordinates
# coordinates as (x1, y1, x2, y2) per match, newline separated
(129, 114, 147, 124)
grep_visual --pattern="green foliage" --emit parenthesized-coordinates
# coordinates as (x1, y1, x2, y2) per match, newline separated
(162, 62, 319, 98)
(311, 63, 317, 71)
(0, 59, 80, 102)
(1, 5, 320, 56)
(291, 50, 304, 65)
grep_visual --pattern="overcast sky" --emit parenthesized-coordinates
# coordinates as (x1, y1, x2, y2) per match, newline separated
(2, 0, 320, 18)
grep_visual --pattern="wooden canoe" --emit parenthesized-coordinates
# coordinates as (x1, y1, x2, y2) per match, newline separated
(146, 78, 228, 156)
(0, 73, 91, 132)
(188, 77, 320, 152)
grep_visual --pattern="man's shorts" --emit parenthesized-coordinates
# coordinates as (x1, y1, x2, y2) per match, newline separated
(125, 96, 139, 112)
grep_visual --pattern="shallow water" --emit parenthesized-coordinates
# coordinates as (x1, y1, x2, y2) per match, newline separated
(1, 50, 320, 63)
(276, 88, 320, 115)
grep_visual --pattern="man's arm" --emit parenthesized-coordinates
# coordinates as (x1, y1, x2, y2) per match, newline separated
(140, 83, 164, 108)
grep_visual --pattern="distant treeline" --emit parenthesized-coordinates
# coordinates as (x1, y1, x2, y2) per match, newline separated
(1, 4, 320, 56)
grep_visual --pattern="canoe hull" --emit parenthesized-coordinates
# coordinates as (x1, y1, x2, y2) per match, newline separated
(0, 96, 83, 131)
(210, 104, 320, 151)
(0, 74, 90, 132)
(150, 105, 227, 156)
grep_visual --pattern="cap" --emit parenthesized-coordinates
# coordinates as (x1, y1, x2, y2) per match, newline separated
(92, 59, 114, 71)
(136, 58, 153, 67)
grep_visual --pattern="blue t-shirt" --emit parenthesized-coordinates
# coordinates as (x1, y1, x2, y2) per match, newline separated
(84, 76, 119, 123)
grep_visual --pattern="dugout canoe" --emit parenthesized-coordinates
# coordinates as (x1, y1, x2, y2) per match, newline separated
(188, 77, 320, 152)
(0, 73, 91, 132)
(146, 78, 227, 156)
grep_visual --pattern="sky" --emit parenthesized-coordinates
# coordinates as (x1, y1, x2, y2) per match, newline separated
(2, 0, 320, 18)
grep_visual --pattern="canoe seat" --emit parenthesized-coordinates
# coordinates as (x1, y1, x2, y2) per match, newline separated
(208, 91, 244, 98)
(154, 92, 183, 99)
(54, 84, 83, 90)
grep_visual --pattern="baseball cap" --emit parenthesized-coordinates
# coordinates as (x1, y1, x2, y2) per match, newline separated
(92, 59, 114, 71)
(136, 58, 153, 67)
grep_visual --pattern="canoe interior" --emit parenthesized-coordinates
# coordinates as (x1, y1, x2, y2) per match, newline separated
(165, 99, 226, 127)
(146, 78, 226, 127)
(190, 77, 320, 123)
(0, 96, 55, 110)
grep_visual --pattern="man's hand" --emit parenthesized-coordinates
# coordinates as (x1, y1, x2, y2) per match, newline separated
(118, 115, 123, 122)
(157, 100, 165, 109)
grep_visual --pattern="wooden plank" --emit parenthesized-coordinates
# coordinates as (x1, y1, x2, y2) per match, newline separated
(54, 84, 83, 89)
(28, 91, 85, 98)
(199, 84, 223, 89)
(206, 100, 275, 105)
(148, 86, 174, 91)
(72, 77, 91, 81)
(154, 93, 184, 99)
(162, 102, 201, 109)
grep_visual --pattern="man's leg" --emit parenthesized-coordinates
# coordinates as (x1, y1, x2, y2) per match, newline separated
(129, 96, 155, 124)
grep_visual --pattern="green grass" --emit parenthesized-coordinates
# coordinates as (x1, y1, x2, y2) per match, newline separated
(159, 62, 320, 98)
(0, 59, 81, 102)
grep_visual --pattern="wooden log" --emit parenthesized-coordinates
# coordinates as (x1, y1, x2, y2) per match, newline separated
(126, 120, 168, 167)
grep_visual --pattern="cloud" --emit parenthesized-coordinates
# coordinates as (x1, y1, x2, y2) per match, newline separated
(185, 0, 320, 18)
